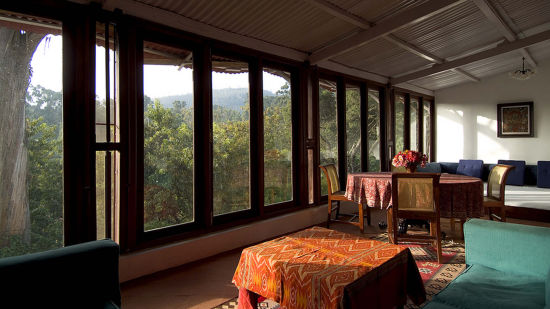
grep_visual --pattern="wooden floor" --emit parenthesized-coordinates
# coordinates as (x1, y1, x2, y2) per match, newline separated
(121, 208, 550, 309)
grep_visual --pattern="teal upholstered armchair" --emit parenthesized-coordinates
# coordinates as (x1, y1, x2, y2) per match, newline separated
(425, 219, 550, 309)
(0, 239, 121, 308)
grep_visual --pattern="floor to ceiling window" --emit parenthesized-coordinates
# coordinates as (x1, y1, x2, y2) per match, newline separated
(212, 55, 251, 216)
(345, 84, 361, 173)
(423, 100, 432, 159)
(263, 68, 293, 206)
(0, 13, 63, 257)
(394, 94, 405, 153)
(319, 78, 338, 196)
(410, 97, 418, 151)
(367, 88, 381, 171)
(95, 21, 120, 240)
(142, 41, 195, 231)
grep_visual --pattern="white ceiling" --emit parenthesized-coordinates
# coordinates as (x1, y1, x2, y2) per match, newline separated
(97, 0, 550, 94)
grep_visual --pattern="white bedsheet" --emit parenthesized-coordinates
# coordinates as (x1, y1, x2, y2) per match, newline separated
(483, 184, 550, 210)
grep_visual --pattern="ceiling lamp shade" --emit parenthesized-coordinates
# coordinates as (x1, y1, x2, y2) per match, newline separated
(509, 57, 536, 80)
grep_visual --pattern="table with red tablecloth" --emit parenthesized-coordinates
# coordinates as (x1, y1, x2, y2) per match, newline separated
(232, 226, 426, 309)
(345, 172, 483, 219)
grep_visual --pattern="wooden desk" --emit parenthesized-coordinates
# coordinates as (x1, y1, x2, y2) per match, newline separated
(345, 172, 483, 219)
(232, 227, 425, 309)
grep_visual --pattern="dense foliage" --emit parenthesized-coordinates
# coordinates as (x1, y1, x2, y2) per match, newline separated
(1, 85, 63, 258)
(1, 80, 381, 257)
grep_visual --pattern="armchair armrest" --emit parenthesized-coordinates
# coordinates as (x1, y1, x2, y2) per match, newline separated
(464, 219, 550, 279)
(0, 239, 121, 308)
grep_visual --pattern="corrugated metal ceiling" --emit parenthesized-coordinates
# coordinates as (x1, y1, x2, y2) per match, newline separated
(126, 0, 550, 91)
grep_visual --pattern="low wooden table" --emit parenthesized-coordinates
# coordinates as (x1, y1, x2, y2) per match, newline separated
(232, 227, 426, 309)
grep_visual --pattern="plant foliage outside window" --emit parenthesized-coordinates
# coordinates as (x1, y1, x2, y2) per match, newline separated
(0, 27, 63, 257)
(263, 70, 293, 206)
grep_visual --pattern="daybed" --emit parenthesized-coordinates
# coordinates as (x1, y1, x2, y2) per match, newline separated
(428, 160, 550, 222)
(424, 218, 550, 309)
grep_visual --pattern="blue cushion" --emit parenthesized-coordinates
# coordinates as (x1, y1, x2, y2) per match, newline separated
(417, 162, 441, 173)
(546, 269, 550, 306)
(498, 160, 526, 186)
(457, 160, 484, 178)
(426, 264, 545, 309)
(525, 165, 538, 186)
(439, 162, 459, 174)
(537, 161, 550, 188)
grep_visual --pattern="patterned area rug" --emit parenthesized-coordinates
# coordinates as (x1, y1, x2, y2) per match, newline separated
(212, 234, 465, 309)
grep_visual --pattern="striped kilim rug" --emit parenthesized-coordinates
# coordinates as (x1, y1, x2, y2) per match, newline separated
(212, 234, 465, 309)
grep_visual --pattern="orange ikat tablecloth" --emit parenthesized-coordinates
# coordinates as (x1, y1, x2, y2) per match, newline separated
(232, 227, 425, 309)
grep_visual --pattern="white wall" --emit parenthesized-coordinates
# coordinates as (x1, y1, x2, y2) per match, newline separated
(435, 59, 550, 164)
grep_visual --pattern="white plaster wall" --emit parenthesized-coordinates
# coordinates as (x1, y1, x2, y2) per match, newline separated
(435, 59, 550, 164)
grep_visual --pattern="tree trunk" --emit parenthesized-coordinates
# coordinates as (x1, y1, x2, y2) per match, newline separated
(0, 28, 45, 245)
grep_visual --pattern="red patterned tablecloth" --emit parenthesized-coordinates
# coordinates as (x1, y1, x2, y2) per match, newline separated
(232, 226, 425, 309)
(345, 172, 483, 219)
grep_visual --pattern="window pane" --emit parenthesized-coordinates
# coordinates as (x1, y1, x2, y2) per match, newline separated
(319, 79, 338, 195)
(143, 41, 194, 231)
(263, 69, 292, 205)
(0, 15, 63, 257)
(410, 97, 418, 151)
(95, 22, 120, 240)
(95, 23, 119, 143)
(345, 85, 360, 173)
(394, 94, 405, 152)
(367, 89, 381, 172)
(423, 101, 431, 158)
(212, 56, 250, 215)
(96, 151, 119, 240)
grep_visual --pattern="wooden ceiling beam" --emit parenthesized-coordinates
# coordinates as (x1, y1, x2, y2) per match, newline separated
(308, 0, 467, 65)
(391, 29, 550, 85)
(304, 0, 481, 84)
(383, 35, 444, 64)
(302, 0, 372, 29)
(451, 68, 480, 82)
(472, 0, 537, 68)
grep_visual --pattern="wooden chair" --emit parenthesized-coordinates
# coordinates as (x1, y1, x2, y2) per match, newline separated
(320, 164, 371, 233)
(484, 164, 515, 222)
(388, 173, 442, 263)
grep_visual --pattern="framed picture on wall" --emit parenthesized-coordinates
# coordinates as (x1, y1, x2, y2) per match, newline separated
(497, 101, 534, 137)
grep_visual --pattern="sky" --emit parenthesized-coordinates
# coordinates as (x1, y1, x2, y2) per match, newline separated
(30, 35, 287, 100)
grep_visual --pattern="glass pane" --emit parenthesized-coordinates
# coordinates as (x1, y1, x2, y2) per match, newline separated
(96, 151, 119, 240)
(95, 23, 119, 143)
(96, 152, 106, 239)
(0, 15, 63, 257)
(143, 41, 194, 230)
(367, 89, 381, 172)
(319, 79, 338, 195)
(346, 85, 360, 173)
(212, 56, 250, 215)
(394, 94, 405, 152)
(263, 69, 292, 206)
(410, 97, 418, 151)
(423, 101, 431, 158)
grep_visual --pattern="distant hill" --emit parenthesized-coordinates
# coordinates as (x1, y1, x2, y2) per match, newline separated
(156, 88, 274, 110)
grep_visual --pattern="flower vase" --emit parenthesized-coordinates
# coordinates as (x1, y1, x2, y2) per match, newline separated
(406, 166, 417, 173)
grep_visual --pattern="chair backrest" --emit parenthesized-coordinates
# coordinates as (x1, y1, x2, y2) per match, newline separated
(391, 173, 440, 213)
(320, 164, 340, 194)
(457, 159, 484, 178)
(487, 164, 515, 201)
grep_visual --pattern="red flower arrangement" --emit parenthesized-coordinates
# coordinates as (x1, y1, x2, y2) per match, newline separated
(392, 150, 428, 172)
